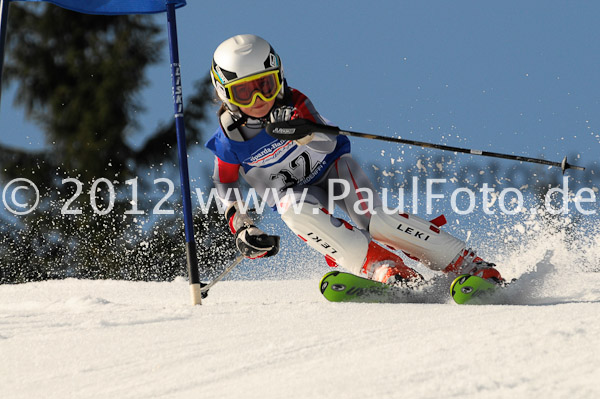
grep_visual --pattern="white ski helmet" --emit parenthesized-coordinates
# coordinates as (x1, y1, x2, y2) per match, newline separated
(211, 34, 284, 112)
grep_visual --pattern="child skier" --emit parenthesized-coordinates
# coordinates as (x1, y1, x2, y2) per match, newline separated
(206, 34, 503, 285)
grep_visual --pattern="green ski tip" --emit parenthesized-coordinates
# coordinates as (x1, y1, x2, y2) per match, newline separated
(450, 274, 498, 304)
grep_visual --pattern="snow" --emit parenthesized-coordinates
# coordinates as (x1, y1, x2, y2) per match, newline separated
(2, 210, 599, 399)
(1, 269, 599, 398)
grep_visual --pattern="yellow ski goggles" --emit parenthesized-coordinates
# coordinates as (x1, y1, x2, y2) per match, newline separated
(215, 69, 282, 108)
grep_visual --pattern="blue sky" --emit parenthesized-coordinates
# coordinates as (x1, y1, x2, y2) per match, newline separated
(1, 0, 598, 213)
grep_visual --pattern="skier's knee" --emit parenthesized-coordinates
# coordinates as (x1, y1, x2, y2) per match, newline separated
(280, 199, 370, 274)
(368, 206, 465, 270)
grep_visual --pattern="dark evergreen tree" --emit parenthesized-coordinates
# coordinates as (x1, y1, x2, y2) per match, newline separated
(0, 3, 234, 283)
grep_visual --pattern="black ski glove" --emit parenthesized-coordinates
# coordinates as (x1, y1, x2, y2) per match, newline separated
(269, 106, 297, 123)
(269, 107, 315, 145)
(226, 202, 279, 259)
(235, 225, 280, 259)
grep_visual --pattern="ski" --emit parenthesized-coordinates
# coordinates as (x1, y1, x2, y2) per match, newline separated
(450, 274, 500, 304)
(320, 270, 505, 304)
(319, 270, 416, 303)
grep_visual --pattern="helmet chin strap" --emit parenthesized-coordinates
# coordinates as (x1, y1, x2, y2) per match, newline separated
(225, 110, 269, 133)
(226, 113, 248, 132)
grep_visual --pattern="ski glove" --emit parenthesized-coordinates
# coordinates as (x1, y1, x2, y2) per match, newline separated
(269, 106, 315, 145)
(270, 106, 296, 123)
(235, 226, 280, 259)
(226, 202, 280, 259)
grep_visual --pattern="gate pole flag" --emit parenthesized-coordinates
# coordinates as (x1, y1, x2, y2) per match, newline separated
(0, 0, 205, 305)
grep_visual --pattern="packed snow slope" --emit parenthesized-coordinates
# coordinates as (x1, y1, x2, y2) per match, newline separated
(2, 273, 600, 398)
(2, 220, 600, 399)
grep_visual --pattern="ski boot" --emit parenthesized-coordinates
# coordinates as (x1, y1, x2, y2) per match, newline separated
(361, 241, 423, 286)
(445, 248, 504, 284)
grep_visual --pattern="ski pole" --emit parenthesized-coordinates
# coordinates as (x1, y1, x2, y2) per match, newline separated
(266, 119, 585, 173)
(200, 254, 244, 297)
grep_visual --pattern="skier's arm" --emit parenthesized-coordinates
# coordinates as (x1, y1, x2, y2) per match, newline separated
(212, 157, 241, 208)
(269, 90, 337, 152)
(211, 157, 279, 259)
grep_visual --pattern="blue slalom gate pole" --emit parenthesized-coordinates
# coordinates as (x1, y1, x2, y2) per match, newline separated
(0, 0, 10, 105)
(165, 1, 202, 304)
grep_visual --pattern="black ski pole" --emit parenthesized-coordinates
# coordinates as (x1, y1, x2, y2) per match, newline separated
(266, 119, 585, 174)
